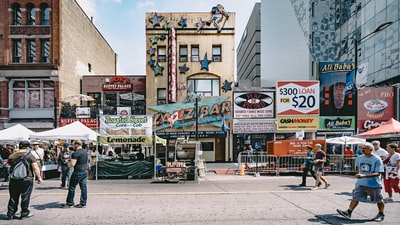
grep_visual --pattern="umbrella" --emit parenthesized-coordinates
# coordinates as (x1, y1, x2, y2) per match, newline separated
(65, 94, 95, 101)
(326, 136, 366, 145)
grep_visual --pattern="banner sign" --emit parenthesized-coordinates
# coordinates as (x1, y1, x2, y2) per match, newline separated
(276, 115, 319, 131)
(276, 81, 319, 116)
(232, 119, 275, 133)
(357, 87, 395, 131)
(59, 118, 98, 129)
(233, 92, 274, 118)
(99, 115, 152, 144)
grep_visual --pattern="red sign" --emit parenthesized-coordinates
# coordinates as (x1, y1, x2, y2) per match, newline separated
(357, 87, 395, 131)
(59, 118, 98, 129)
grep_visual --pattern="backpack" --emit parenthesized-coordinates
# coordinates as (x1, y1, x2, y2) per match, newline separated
(9, 152, 30, 179)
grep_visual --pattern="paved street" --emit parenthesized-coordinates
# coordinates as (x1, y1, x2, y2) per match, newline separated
(0, 163, 399, 225)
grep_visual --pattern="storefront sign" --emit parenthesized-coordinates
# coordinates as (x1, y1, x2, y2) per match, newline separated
(357, 87, 395, 131)
(318, 116, 355, 130)
(233, 92, 274, 118)
(276, 81, 319, 116)
(157, 131, 226, 139)
(232, 119, 275, 133)
(99, 135, 152, 144)
(276, 115, 319, 131)
(59, 118, 98, 129)
(102, 76, 133, 91)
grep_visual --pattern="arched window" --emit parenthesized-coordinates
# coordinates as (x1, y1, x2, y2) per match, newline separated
(11, 3, 22, 25)
(40, 3, 50, 25)
(26, 3, 36, 25)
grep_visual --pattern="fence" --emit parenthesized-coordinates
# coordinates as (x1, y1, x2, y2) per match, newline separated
(237, 152, 358, 176)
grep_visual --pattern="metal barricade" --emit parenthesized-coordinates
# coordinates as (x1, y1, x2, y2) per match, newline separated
(237, 152, 278, 175)
(277, 155, 304, 175)
(237, 153, 358, 176)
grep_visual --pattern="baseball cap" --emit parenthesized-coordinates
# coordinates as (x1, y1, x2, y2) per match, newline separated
(63, 143, 70, 148)
(306, 146, 312, 150)
(19, 140, 30, 149)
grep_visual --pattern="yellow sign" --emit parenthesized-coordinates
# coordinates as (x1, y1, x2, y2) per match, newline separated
(99, 136, 152, 144)
(276, 116, 319, 131)
(155, 135, 166, 146)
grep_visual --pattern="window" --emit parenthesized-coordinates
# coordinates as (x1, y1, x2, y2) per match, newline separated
(12, 3, 22, 25)
(12, 80, 54, 109)
(40, 3, 50, 25)
(41, 39, 50, 63)
(179, 45, 188, 62)
(212, 45, 221, 62)
(26, 3, 36, 25)
(157, 88, 166, 105)
(157, 46, 166, 62)
(187, 79, 220, 96)
(103, 93, 117, 115)
(12, 39, 22, 63)
(27, 39, 36, 63)
(191, 45, 199, 62)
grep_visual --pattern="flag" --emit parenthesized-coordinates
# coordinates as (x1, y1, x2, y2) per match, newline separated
(221, 112, 226, 133)
(169, 109, 184, 127)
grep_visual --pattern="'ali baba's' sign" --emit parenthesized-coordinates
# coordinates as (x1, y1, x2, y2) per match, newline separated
(102, 76, 133, 91)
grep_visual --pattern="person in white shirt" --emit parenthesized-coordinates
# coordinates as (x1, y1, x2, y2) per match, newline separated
(31, 141, 45, 178)
(371, 140, 388, 160)
(382, 143, 400, 201)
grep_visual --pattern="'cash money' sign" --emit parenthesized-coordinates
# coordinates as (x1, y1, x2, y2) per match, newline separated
(276, 81, 320, 116)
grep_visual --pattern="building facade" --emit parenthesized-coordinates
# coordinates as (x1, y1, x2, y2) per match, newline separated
(0, 0, 117, 130)
(236, 3, 261, 88)
(236, 0, 399, 155)
(145, 6, 235, 162)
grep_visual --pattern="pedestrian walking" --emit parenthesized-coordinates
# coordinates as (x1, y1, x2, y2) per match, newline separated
(311, 144, 330, 190)
(299, 146, 319, 187)
(6, 140, 43, 220)
(382, 143, 400, 201)
(337, 142, 385, 222)
(61, 140, 88, 208)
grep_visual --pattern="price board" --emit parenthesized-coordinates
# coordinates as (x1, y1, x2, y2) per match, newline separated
(276, 81, 319, 116)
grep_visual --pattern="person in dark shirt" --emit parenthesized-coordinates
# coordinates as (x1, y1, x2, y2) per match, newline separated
(7, 140, 43, 220)
(299, 146, 319, 187)
(61, 140, 88, 208)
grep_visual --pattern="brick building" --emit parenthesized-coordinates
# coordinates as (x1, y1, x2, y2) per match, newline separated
(0, 0, 116, 130)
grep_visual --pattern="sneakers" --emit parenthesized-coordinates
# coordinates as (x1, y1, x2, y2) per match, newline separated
(20, 213, 34, 220)
(311, 186, 318, 190)
(337, 209, 351, 220)
(386, 197, 393, 202)
(325, 183, 331, 189)
(372, 213, 385, 222)
(60, 203, 73, 208)
(318, 182, 322, 187)
(74, 203, 86, 208)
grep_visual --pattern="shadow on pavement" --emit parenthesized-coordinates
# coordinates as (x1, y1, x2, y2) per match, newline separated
(312, 214, 372, 224)
(31, 201, 62, 210)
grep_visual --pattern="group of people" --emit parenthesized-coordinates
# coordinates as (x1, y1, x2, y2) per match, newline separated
(300, 140, 400, 222)
(6, 140, 90, 220)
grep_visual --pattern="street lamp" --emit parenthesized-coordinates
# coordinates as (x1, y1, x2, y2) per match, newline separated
(354, 21, 393, 76)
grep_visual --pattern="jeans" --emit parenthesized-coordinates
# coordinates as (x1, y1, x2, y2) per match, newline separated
(66, 171, 88, 206)
(60, 166, 74, 187)
(301, 165, 316, 185)
(7, 178, 34, 217)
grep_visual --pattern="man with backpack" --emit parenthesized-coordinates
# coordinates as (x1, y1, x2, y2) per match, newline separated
(6, 140, 43, 220)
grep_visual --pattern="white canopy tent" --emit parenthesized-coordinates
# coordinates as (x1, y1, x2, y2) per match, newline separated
(29, 121, 98, 141)
(0, 124, 36, 143)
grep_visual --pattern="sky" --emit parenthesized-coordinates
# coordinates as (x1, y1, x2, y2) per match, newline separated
(76, 0, 260, 75)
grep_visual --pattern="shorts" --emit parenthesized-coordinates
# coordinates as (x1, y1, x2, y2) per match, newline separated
(315, 166, 324, 172)
(352, 186, 383, 203)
